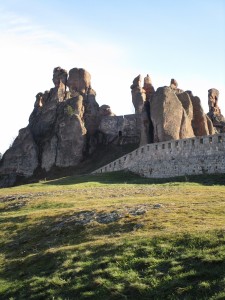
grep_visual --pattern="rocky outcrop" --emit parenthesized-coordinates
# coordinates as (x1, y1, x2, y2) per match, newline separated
(99, 105, 115, 117)
(170, 78, 178, 89)
(1, 67, 149, 187)
(207, 88, 225, 132)
(0, 69, 222, 187)
(149, 78, 215, 143)
(36, 68, 99, 170)
(0, 127, 38, 187)
(0, 67, 104, 186)
(130, 75, 153, 145)
(206, 115, 215, 135)
(130, 75, 146, 114)
(52, 67, 67, 102)
(67, 68, 91, 95)
(143, 74, 155, 101)
(29, 91, 57, 142)
(186, 91, 215, 136)
(170, 78, 183, 94)
(150, 87, 194, 142)
(208, 88, 219, 112)
(0, 127, 38, 176)
(40, 98, 87, 171)
(176, 92, 193, 120)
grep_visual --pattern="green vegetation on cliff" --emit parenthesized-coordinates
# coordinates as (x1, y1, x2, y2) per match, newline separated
(0, 172, 225, 299)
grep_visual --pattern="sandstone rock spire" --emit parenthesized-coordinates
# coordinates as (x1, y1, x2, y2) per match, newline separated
(208, 88, 219, 111)
(130, 75, 146, 114)
(143, 74, 155, 101)
(170, 78, 178, 89)
(52, 67, 68, 102)
(53, 67, 68, 87)
(207, 88, 225, 132)
(67, 68, 91, 95)
(150, 87, 194, 142)
(130, 75, 150, 145)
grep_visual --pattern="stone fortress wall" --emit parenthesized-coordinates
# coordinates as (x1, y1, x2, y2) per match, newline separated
(99, 114, 141, 144)
(93, 133, 225, 178)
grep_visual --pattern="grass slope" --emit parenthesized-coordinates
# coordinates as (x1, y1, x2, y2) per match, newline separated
(0, 172, 225, 299)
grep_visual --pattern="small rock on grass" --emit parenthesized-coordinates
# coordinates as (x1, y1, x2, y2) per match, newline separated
(153, 204, 164, 209)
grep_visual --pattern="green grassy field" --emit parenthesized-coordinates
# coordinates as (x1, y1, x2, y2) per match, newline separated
(0, 172, 225, 299)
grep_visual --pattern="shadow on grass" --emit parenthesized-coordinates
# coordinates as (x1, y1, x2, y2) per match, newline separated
(1, 230, 225, 299)
(1, 212, 137, 260)
(43, 171, 225, 187)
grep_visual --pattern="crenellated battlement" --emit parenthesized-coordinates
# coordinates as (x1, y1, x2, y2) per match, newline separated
(93, 133, 225, 178)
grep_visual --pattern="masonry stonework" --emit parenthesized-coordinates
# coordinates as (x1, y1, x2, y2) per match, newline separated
(99, 114, 141, 144)
(93, 133, 225, 178)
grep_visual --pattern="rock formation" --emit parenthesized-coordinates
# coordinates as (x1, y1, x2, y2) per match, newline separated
(0, 69, 222, 187)
(130, 75, 146, 114)
(150, 87, 194, 142)
(186, 91, 215, 136)
(99, 105, 115, 117)
(52, 67, 67, 102)
(0, 67, 103, 187)
(149, 80, 214, 142)
(130, 75, 152, 145)
(170, 78, 183, 94)
(0, 128, 38, 186)
(143, 74, 155, 101)
(208, 88, 219, 112)
(207, 88, 225, 132)
(67, 68, 91, 95)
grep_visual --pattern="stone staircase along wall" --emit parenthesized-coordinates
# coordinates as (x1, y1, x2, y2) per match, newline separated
(93, 133, 225, 178)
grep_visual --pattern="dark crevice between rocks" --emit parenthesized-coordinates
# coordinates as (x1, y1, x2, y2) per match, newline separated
(146, 100, 154, 143)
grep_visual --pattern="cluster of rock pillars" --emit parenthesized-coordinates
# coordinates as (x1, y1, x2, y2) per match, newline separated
(0, 67, 224, 187)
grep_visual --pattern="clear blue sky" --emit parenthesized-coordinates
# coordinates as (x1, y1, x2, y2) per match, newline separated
(0, 0, 224, 154)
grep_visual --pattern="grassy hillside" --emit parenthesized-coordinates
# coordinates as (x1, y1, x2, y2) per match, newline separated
(0, 172, 225, 299)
